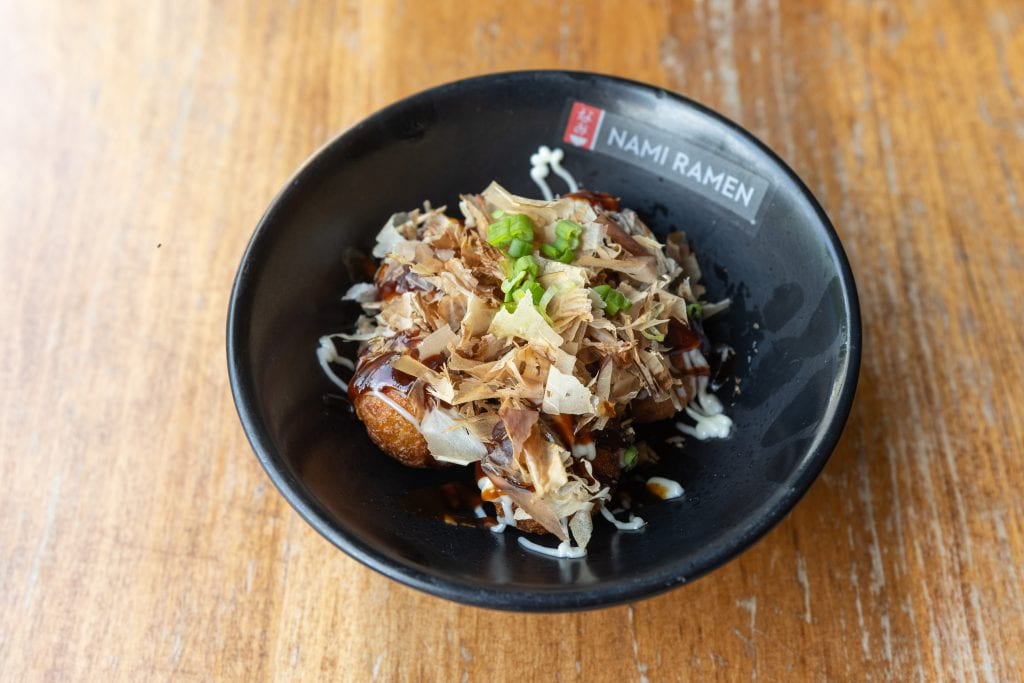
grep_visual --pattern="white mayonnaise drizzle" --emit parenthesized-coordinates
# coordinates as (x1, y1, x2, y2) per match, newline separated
(530, 145, 579, 200)
(572, 442, 597, 461)
(365, 389, 420, 429)
(695, 376, 724, 415)
(477, 476, 516, 533)
(675, 349, 733, 440)
(316, 336, 350, 392)
(493, 499, 515, 533)
(476, 476, 493, 496)
(518, 536, 587, 559)
(646, 476, 685, 500)
(677, 406, 733, 440)
(599, 505, 646, 531)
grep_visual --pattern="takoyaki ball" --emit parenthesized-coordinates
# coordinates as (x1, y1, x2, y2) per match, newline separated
(352, 389, 438, 468)
(629, 394, 679, 423)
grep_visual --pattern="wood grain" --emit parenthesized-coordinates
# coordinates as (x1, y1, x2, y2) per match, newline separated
(2, 0, 1023, 679)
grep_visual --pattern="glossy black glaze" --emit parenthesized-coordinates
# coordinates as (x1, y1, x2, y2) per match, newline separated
(227, 71, 861, 611)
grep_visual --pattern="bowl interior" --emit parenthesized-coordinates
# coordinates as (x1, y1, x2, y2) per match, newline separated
(229, 72, 859, 611)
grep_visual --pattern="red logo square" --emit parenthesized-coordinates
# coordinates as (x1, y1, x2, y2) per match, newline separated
(562, 102, 605, 150)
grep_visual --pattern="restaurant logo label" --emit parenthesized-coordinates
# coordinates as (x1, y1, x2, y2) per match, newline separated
(562, 100, 770, 226)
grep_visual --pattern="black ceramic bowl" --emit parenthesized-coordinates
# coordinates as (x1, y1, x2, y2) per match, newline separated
(228, 71, 860, 611)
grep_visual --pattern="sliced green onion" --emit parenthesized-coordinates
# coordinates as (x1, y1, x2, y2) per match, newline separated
(501, 270, 527, 294)
(507, 237, 531, 258)
(512, 254, 539, 279)
(525, 281, 545, 305)
(507, 214, 535, 241)
(551, 235, 580, 252)
(555, 220, 582, 240)
(621, 445, 639, 471)
(539, 285, 557, 310)
(599, 288, 631, 316)
(509, 282, 543, 306)
(540, 243, 561, 259)
(687, 302, 702, 319)
(641, 326, 666, 342)
(547, 237, 577, 263)
(488, 214, 534, 254)
(538, 221, 582, 264)
(486, 220, 512, 248)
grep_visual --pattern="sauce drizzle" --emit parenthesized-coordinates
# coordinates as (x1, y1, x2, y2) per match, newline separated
(530, 146, 579, 200)
(348, 353, 417, 401)
(564, 190, 621, 212)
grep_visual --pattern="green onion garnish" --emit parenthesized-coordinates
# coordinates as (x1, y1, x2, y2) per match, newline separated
(500, 254, 548, 314)
(641, 326, 666, 342)
(555, 220, 582, 241)
(512, 254, 539, 279)
(508, 214, 535, 241)
(486, 221, 511, 248)
(487, 213, 535, 253)
(539, 286, 557, 310)
(507, 237, 531, 258)
(687, 302, 702, 319)
(621, 445, 639, 471)
(540, 243, 561, 259)
(525, 280, 545, 305)
(501, 270, 527, 294)
(603, 289, 631, 316)
(535, 220, 582, 263)
(592, 285, 630, 316)
(510, 280, 545, 305)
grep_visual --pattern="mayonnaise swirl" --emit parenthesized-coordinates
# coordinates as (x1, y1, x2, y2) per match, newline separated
(530, 145, 579, 200)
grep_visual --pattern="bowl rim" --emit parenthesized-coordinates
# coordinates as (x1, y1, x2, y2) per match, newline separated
(227, 69, 862, 612)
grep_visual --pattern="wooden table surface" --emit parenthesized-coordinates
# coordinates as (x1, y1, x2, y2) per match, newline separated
(3, 0, 1023, 680)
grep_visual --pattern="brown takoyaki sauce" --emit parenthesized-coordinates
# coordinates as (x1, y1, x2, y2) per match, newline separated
(348, 353, 417, 402)
(401, 482, 496, 529)
(666, 318, 702, 353)
(564, 190, 620, 211)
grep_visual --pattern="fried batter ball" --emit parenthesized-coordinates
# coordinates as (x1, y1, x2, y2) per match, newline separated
(349, 351, 447, 468)
(514, 518, 550, 535)
(630, 395, 679, 424)
(352, 389, 437, 468)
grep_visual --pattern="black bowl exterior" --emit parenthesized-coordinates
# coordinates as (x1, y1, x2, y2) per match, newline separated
(228, 71, 861, 611)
